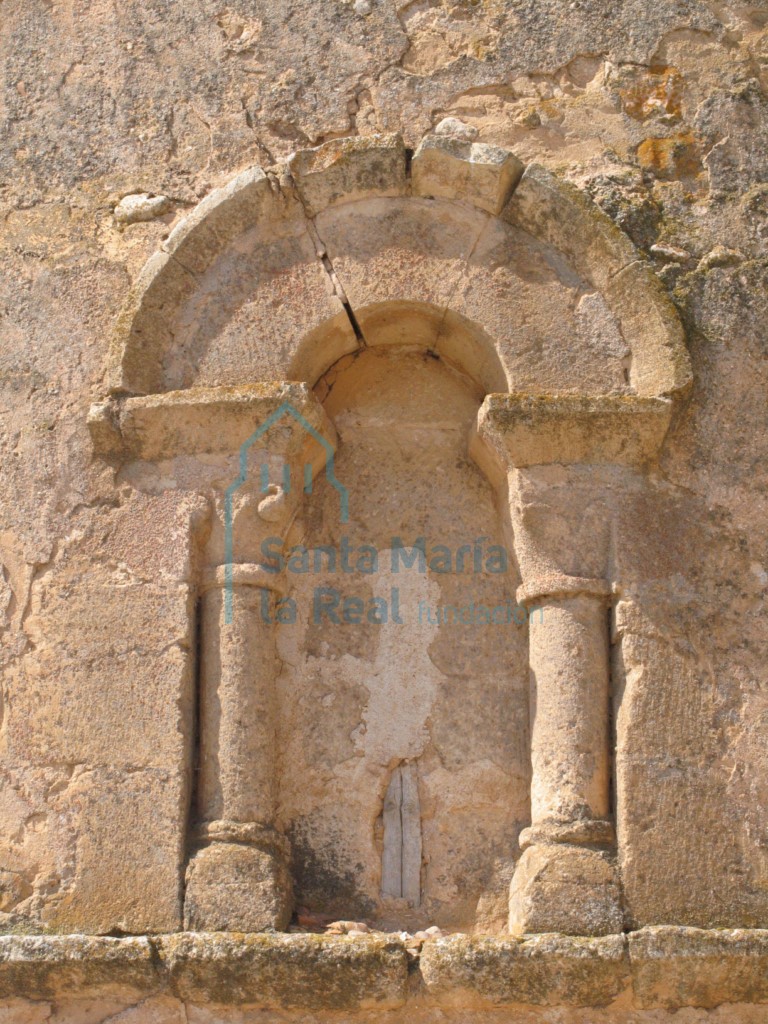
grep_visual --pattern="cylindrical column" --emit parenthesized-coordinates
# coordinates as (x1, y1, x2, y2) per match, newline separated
(528, 590, 610, 829)
(509, 576, 622, 936)
(197, 582, 278, 825)
(184, 565, 292, 932)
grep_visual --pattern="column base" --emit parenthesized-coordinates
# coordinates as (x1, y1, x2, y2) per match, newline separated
(509, 843, 623, 936)
(184, 823, 293, 931)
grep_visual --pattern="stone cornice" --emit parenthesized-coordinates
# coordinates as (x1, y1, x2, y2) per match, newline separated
(0, 929, 766, 1009)
(472, 392, 674, 475)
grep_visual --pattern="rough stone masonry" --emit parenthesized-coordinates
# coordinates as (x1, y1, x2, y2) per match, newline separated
(1, 0, 767, 1020)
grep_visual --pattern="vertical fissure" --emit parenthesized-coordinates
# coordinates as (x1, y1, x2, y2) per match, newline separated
(289, 176, 369, 347)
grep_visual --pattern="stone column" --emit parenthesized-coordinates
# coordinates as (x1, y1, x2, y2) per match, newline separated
(184, 563, 292, 932)
(88, 382, 340, 932)
(510, 574, 622, 936)
(181, 391, 340, 932)
(470, 393, 673, 935)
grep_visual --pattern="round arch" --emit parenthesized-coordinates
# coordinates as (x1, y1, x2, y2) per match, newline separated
(104, 133, 690, 405)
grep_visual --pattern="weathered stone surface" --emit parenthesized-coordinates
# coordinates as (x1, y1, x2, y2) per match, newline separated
(0, 929, 767, 1012)
(158, 216, 356, 391)
(629, 927, 768, 1008)
(474, 394, 673, 471)
(41, 767, 188, 934)
(449, 216, 630, 395)
(420, 933, 629, 1006)
(114, 193, 172, 227)
(503, 164, 691, 396)
(1, 0, 768, 1015)
(158, 933, 409, 1008)
(289, 134, 407, 215)
(412, 135, 523, 214)
(508, 845, 624, 938)
(184, 842, 293, 933)
(278, 347, 529, 930)
(0, 936, 161, 1000)
(313, 196, 488, 335)
(90, 382, 335, 462)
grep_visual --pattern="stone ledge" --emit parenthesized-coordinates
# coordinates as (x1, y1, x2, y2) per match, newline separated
(0, 934, 408, 1009)
(629, 926, 768, 1009)
(157, 933, 408, 1009)
(0, 929, 765, 1009)
(0, 935, 160, 1001)
(420, 933, 628, 1007)
(472, 393, 674, 472)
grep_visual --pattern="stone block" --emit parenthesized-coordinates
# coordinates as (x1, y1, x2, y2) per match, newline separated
(42, 768, 187, 934)
(508, 845, 624, 937)
(450, 216, 629, 396)
(629, 927, 768, 1008)
(111, 249, 197, 396)
(502, 163, 637, 292)
(289, 134, 407, 216)
(503, 164, 690, 397)
(474, 393, 673, 471)
(184, 840, 293, 933)
(94, 382, 335, 463)
(9, 576, 194, 770)
(0, 936, 161, 1000)
(314, 197, 488, 343)
(420, 933, 629, 1006)
(158, 933, 409, 1009)
(412, 136, 523, 215)
(161, 167, 278, 277)
(604, 260, 692, 396)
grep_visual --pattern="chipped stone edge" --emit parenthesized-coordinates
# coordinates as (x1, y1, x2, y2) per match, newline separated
(287, 132, 408, 217)
(1, 930, 766, 1009)
(420, 933, 630, 1008)
(157, 932, 409, 1009)
(628, 926, 768, 1010)
(411, 134, 524, 215)
(472, 393, 674, 474)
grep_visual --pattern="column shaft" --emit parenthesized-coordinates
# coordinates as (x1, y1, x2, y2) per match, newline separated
(198, 584, 277, 825)
(528, 594, 610, 827)
(509, 583, 622, 936)
(184, 575, 292, 931)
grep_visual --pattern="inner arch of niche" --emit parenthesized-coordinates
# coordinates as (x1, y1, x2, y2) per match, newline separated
(294, 300, 508, 394)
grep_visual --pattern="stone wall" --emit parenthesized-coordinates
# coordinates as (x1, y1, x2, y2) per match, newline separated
(0, 0, 767, 1017)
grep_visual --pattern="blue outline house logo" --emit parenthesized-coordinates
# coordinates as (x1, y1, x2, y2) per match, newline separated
(224, 401, 349, 623)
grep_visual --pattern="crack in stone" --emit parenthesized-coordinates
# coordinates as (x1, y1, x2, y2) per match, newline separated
(288, 174, 369, 348)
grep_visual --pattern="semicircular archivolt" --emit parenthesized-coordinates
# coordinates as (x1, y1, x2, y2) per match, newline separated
(106, 132, 690, 406)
